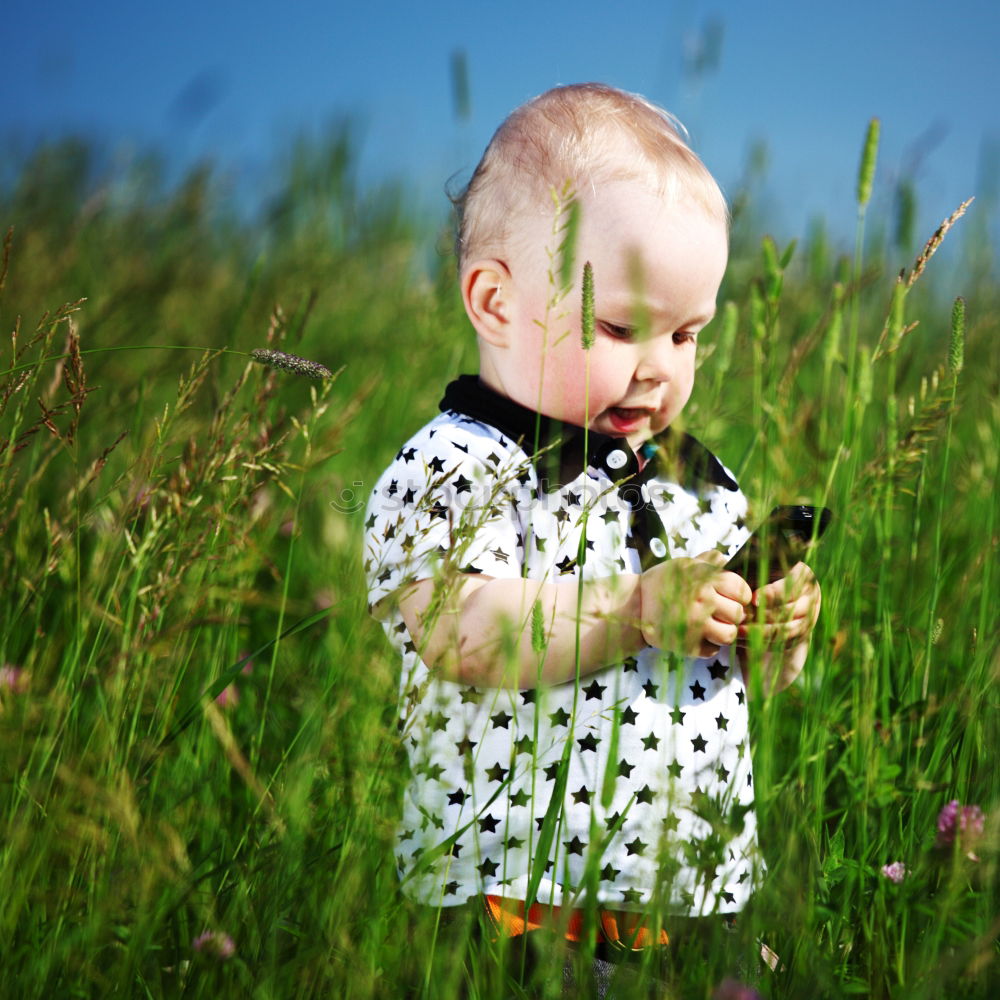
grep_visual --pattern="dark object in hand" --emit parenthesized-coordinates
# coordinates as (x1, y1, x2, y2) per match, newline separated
(726, 505, 833, 585)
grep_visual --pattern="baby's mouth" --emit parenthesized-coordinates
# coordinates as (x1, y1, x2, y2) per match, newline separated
(606, 406, 652, 433)
(610, 406, 650, 421)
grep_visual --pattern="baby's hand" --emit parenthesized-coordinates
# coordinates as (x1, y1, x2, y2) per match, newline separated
(639, 551, 752, 657)
(739, 561, 821, 647)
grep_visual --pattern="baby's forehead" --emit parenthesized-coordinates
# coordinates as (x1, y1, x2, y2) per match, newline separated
(507, 174, 723, 252)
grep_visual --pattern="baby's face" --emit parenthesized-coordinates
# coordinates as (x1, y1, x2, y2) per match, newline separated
(487, 179, 727, 449)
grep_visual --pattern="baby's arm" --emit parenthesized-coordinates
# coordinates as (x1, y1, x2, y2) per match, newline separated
(738, 561, 822, 694)
(394, 556, 751, 689)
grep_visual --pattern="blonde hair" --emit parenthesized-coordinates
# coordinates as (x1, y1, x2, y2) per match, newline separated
(453, 82, 728, 269)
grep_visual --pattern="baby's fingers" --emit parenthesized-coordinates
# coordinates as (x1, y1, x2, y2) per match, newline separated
(787, 587, 821, 628)
(742, 561, 821, 644)
(751, 589, 812, 626)
(756, 563, 819, 612)
(746, 611, 812, 644)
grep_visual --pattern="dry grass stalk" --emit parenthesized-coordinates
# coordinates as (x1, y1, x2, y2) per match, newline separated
(869, 201, 974, 363)
(64, 430, 129, 508)
(907, 197, 974, 288)
(203, 696, 286, 837)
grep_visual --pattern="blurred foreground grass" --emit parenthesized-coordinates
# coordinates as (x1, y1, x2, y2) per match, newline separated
(0, 128, 997, 998)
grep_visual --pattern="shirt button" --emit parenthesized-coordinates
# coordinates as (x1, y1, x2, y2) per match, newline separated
(649, 537, 667, 559)
(606, 449, 628, 470)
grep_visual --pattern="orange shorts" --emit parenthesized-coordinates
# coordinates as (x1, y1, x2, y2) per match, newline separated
(483, 895, 669, 951)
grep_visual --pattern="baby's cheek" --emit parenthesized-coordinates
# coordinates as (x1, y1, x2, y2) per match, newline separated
(542, 364, 597, 422)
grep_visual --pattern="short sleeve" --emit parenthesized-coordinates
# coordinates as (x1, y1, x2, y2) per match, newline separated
(363, 418, 526, 609)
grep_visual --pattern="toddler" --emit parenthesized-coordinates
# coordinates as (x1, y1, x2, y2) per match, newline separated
(363, 82, 819, 981)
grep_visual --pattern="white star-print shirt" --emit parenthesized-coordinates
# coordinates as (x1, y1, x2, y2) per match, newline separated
(364, 376, 764, 915)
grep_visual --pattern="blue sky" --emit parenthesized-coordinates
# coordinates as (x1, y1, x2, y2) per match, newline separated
(7, 0, 999, 248)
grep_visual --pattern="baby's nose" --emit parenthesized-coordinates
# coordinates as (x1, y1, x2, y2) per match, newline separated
(635, 338, 674, 382)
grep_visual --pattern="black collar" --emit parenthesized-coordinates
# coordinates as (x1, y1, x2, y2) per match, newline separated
(439, 375, 737, 494)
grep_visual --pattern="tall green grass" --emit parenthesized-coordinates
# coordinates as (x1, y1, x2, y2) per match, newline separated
(0, 122, 997, 998)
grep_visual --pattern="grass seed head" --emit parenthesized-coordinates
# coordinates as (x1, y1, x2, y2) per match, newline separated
(250, 349, 332, 379)
(907, 198, 974, 288)
(531, 598, 547, 653)
(949, 297, 965, 375)
(581, 261, 595, 349)
(856, 117, 880, 209)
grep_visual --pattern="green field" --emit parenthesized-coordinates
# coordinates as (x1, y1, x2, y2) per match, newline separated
(1, 125, 997, 998)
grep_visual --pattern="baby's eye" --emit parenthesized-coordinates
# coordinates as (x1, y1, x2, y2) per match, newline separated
(673, 330, 697, 345)
(600, 321, 634, 341)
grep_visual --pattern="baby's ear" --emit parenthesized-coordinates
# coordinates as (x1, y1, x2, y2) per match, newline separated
(462, 260, 512, 347)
